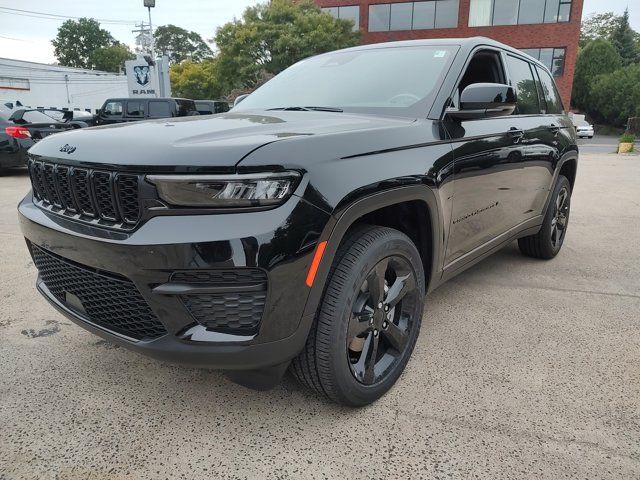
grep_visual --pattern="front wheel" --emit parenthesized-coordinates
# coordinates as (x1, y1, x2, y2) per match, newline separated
(518, 175, 571, 259)
(291, 226, 425, 406)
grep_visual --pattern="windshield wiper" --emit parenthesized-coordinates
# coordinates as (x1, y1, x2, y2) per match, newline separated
(266, 106, 343, 112)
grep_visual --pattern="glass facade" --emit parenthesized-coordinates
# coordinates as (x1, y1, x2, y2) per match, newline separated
(468, 0, 571, 26)
(368, 0, 459, 32)
(520, 47, 566, 77)
(321, 5, 360, 30)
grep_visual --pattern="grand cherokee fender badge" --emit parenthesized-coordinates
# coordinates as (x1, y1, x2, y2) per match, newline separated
(59, 144, 76, 154)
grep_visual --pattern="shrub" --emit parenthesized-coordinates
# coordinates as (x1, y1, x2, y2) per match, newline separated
(619, 133, 636, 143)
(589, 64, 640, 126)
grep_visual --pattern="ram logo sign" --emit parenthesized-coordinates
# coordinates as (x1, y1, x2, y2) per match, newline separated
(125, 57, 158, 97)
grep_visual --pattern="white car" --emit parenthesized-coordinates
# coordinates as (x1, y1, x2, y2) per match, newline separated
(576, 124, 594, 138)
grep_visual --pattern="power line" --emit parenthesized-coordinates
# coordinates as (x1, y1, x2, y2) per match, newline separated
(0, 7, 138, 25)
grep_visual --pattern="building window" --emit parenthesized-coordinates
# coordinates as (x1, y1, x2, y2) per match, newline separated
(468, 0, 571, 26)
(520, 47, 566, 77)
(0, 76, 30, 91)
(368, 0, 459, 32)
(321, 5, 360, 30)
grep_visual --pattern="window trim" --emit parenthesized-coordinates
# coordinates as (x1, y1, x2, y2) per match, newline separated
(503, 52, 542, 116)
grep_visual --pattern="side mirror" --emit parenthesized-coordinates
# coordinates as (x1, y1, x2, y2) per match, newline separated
(233, 94, 249, 108)
(447, 83, 516, 120)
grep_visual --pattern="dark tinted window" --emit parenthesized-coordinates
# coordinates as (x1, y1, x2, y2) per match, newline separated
(536, 66, 564, 113)
(195, 102, 214, 114)
(148, 101, 171, 117)
(126, 101, 144, 117)
(506, 55, 540, 115)
(176, 100, 196, 116)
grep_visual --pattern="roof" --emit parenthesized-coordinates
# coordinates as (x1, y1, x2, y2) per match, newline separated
(0, 57, 125, 76)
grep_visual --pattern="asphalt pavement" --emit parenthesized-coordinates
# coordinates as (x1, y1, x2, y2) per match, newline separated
(1, 149, 639, 479)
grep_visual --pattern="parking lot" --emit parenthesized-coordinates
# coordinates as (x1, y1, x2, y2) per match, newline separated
(1, 147, 639, 479)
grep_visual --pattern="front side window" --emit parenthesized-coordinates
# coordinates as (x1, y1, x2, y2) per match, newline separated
(234, 45, 458, 117)
(469, 0, 571, 26)
(102, 101, 123, 116)
(506, 55, 541, 115)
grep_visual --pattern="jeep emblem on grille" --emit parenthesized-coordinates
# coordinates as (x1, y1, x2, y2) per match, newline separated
(59, 144, 76, 154)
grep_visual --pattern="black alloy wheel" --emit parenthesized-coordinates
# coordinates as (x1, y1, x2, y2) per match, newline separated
(347, 256, 418, 385)
(290, 225, 425, 406)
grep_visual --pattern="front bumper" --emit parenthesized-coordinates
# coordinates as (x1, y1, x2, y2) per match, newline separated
(19, 192, 329, 370)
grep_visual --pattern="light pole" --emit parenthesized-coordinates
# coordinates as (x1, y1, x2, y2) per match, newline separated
(143, 0, 156, 61)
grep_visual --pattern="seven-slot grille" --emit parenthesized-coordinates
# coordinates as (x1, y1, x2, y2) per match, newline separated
(30, 244, 167, 341)
(28, 159, 141, 228)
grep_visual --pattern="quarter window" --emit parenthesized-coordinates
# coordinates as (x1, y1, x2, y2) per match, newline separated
(321, 5, 360, 30)
(506, 55, 541, 115)
(468, 0, 571, 26)
(536, 67, 564, 114)
(368, 0, 459, 32)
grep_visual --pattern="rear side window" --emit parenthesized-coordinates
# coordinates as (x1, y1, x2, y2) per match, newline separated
(195, 102, 213, 114)
(536, 66, 564, 114)
(126, 101, 145, 117)
(176, 100, 196, 116)
(148, 101, 171, 118)
(505, 55, 540, 115)
(103, 101, 123, 116)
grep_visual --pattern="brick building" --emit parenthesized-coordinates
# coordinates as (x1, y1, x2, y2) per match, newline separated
(316, 0, 584, 107)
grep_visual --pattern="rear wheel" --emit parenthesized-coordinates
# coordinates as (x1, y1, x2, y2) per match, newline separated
(291, 226, 425, 406)
(518, 175, 571, 259)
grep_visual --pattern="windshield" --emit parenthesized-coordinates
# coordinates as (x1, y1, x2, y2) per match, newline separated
(235, 45, 458, 117)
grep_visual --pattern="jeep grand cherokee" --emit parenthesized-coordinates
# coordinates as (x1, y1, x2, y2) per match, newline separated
(19, 38, 577, 406)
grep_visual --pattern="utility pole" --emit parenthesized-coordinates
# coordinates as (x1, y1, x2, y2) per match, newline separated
(145, 0, 156, 61)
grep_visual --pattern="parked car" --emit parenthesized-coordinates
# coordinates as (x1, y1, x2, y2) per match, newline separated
(94, 97, 198, 125)
(576, 123, 594, 138)
(19, 37, 578, 406)
(1, 107, 87, 173)
(195, 100, 230, 115)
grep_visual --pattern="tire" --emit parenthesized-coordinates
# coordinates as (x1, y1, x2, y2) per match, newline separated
(291, 225, 425, 406)
(518, 175, 571, 259)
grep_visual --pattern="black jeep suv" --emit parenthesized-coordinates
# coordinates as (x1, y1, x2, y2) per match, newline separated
(19, 38, 577, 406)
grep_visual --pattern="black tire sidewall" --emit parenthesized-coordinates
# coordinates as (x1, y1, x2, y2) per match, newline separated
(540, 175, 571, 258)
(319, 228, 425, 406)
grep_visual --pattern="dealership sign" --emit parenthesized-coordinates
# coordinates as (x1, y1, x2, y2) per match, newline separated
(125, 56, 159, 97)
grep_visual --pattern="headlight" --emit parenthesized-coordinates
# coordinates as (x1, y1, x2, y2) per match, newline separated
(146, 172, 300, 208)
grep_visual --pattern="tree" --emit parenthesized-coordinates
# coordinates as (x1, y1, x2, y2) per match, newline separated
(213, 0, 360, 93)
(572, 39, 621, 110)
(589, 64, 640, 126)
(580, 12, 620, 47)
(170, 60, 222, 99)
(154, 25, 213, 63)
(92, 43, 135, 73)
(610, 8, 639, 65)
(52, 18, 116, 69)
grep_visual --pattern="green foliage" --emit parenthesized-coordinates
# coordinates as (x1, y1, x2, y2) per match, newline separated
(610, 9, 639, 65)
(213, 0, 360, 93)
(572, 39, 621, 110)
(52, 18, 116, 69)
(589, 64, 640, 126)
(154, 25, 213, 63)
(619, 132, 636, 143)
(170, 60, 222, 99)
(580, 12, 620, 47)
(92, 43, 135, 73)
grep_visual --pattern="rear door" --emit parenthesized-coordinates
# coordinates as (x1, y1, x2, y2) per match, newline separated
(125, 100, 145, 122)
(148, 100, 172, 119)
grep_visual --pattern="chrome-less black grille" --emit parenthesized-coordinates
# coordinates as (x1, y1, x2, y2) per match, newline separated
(30, 244, 167, 341)
(28, 159, 141, 228)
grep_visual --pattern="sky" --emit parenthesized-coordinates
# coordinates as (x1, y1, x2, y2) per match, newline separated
(0, 0, 638, 65)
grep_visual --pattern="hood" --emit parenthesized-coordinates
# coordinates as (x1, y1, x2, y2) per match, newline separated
(28, 111, 415, 170)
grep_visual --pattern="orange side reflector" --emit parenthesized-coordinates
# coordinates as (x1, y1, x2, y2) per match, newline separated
(305, 240, 327, 287)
